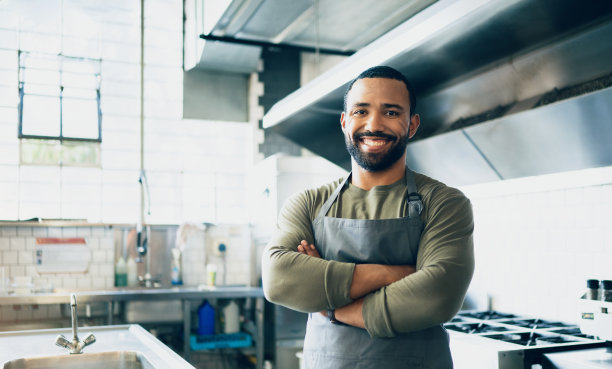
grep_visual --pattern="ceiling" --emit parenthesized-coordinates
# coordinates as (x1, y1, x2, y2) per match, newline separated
(195, 0, 437, 73)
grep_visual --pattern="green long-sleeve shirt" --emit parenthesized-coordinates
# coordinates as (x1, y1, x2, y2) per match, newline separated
(261, 172, 474, 338)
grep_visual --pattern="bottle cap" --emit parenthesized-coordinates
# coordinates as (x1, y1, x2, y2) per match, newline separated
(587, 279, 600, 289)
(601, 280, 612, 290)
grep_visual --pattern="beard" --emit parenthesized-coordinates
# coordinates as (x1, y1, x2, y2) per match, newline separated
(345, 130, 409, 172)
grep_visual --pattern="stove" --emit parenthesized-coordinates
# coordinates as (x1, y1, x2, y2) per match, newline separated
(446, 310, 606, 369)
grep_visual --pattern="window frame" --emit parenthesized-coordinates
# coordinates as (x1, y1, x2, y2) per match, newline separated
(17, 50, 103, 143)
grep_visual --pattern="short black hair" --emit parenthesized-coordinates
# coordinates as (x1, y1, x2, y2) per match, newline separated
(343, 65, 416, 116)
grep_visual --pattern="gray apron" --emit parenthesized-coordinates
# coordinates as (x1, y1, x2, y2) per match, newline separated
(303, 168, 452, 369)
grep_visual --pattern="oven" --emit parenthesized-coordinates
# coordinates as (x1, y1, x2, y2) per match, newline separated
(447, 310, 607, 369)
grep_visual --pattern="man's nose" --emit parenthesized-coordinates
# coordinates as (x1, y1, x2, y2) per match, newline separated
(364, 111, 384, 132)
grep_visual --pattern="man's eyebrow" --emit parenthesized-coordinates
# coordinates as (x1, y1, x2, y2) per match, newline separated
(351, 102, 370, 108)
(382, 103, 404, 110)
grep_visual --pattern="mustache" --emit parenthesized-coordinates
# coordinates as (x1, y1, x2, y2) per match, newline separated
(354, 131, 397, 141)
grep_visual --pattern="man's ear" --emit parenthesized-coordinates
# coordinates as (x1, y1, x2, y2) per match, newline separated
(340, 112, 347, 132)
(408, 114, 420, 138)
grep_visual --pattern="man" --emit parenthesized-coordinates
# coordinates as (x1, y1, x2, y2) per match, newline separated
(261, 66, 474, 368)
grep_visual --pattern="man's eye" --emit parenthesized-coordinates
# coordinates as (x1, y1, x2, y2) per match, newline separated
(353, 110, 366, 116)
(386, 111, 399, 117)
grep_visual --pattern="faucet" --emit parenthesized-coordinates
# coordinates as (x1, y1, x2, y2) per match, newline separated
(55, 293, 96, 354)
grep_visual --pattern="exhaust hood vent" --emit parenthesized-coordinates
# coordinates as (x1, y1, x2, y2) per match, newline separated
(262, 0, 612, 185)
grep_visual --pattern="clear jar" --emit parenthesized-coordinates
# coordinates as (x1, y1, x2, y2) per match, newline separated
(601, 280, 612, 302)
(586, 279, 600, 300)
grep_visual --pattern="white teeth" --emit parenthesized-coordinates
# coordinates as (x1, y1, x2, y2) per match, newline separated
(362, 138, 386, 146)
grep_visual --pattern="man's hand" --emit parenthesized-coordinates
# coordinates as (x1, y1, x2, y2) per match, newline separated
(297, 240, 320, 258)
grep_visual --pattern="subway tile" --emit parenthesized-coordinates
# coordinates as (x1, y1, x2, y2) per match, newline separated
(18, 250, 33, 264)
(100, 238, 114, 250)
(105, 277, 114, 289)
(91, 227, 107, 237)
(3, 250, 17, 264)
(77, 227, 92, 237)
(9, 264, 24, 277)
(0, 238, 9, 250)
(77, 278, 92, 290)
(62, 227, 78, 237)
(88, 264, 99, 277)
(32, 228, 47, 237)
(86, 238, 99, 250)
(16, 227, 32, 237)
(62, 278, 78, 290)
(47, 228, 63, 238)
(99, 265, 114, 278)
(9, 237, 25, 250)
(0, 227, 16, 236)
(92, 277, 106, 289)
(92, 250, 106, 263)
(26, 237, 37, 251)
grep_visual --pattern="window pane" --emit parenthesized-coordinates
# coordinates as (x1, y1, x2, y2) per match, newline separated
(22, 68, 60, 85)
(20, 139, 61, 165)
(23, 84, 61, 96)
(21, 94, 60, 136)
(63, 86, 97, 98)
(61, 141, 100, 166)
(62, 97, 99, 139)
(63, 71, 98, 89)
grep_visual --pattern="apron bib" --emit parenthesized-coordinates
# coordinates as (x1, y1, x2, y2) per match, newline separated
(303, 168, 453, 369)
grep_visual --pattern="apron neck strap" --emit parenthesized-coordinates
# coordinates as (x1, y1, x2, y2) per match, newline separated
(315, 166, 423, 220)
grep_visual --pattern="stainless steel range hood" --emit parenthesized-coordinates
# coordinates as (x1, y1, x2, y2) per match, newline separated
(262, 0, 612, 186)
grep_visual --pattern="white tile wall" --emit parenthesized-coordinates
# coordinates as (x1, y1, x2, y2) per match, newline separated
(460, 166, 612, 324)
(0, 225, 115, 324)
(0, 0, 253, 225)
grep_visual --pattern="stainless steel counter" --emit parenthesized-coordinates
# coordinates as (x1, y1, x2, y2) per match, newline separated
(0, 285, 263, 305)
(0, 286, 266, 369)
(0, 324, 195, 368)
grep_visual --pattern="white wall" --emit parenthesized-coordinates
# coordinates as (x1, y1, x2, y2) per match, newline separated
(0, 0, 252, 225)
(460, 165, 612, 323)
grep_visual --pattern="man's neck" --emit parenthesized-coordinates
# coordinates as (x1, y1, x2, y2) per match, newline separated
(350, 157, 406, 190)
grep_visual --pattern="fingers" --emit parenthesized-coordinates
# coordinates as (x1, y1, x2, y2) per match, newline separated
(297, 240, 321, 258)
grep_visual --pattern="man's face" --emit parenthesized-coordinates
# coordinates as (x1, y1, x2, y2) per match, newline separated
(341, 77, 419, 172)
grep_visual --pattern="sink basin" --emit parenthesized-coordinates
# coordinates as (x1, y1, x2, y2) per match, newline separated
(3, 351, 154, 369)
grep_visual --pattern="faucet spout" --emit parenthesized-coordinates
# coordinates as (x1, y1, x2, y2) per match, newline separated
(55, 293, 96, 354)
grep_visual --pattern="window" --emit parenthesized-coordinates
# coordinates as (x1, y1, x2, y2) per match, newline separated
(18, 51, 102, 166)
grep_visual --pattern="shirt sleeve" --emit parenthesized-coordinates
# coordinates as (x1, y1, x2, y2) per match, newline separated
(362, 188, 475, 337)
(261, 190, 356, 312)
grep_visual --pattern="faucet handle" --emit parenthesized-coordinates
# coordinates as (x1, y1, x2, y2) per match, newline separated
(55, 334, 71, 349)
(82, 333, 96, 347)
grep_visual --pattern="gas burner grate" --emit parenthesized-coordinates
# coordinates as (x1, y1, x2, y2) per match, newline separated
(486, 332, 579, 347)
(445, 323, 513, 334)
(551, 327, 597, 339)
(457, 310, 517, 320)
(503, 318, 572, 329)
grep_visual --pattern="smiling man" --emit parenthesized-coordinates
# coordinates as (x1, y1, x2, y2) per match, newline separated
(261, 66, 475, 369)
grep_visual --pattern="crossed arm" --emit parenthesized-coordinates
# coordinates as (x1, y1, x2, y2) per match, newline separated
(297, 240, 415, 328)
(262, 186, 474, 337)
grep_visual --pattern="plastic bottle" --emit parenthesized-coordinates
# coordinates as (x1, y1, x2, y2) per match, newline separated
(586, 279, 600, 300)
(222, 300, 240, 334)
(171, 248, 182, 285)
(197, 300, 215, 335)
(127, 256, 138, 287)
(601, 280, 612, 302)
(114, 256, 127, 287)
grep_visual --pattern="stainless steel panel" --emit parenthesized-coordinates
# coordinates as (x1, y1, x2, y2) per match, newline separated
(406, 130, 500, 187)
(465, 87, 612, 179)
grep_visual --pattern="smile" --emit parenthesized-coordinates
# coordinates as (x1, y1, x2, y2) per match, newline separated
(361, 138, 389, 147)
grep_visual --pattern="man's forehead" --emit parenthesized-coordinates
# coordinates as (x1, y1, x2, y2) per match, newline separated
(347, 78, 410, 105)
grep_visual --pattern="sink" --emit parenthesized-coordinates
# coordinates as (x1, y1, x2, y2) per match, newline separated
(0, 325, 194, 369)
(3, 351, 154, 369)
